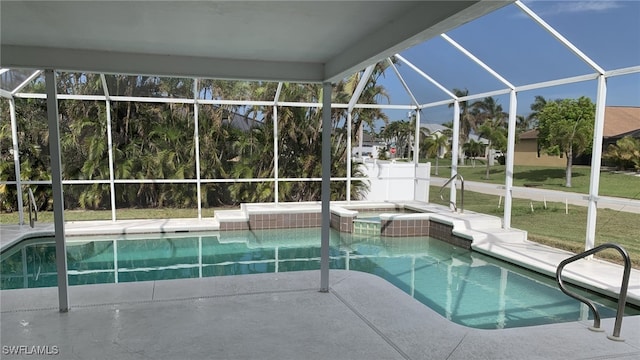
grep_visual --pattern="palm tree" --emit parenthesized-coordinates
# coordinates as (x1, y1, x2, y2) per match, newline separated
(526, 95, 547, 129)
(230, 124, 275, 203)
(423, 132, 449, 176)
(603, 136, 640, 170)
(448, 88, 479, 165)
(333, 64, 390, 154)
(379, 120, 412, 158)
(472, 97, 507, 179)
(477, 121, 507, 178)
(462, 139, 485, 168)
(10, 97, 53, 211)
(5, 67, 393, 213)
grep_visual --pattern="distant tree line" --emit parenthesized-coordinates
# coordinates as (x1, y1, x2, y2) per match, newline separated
(3, 68, 631, 213)
(0, 66, 391, 212)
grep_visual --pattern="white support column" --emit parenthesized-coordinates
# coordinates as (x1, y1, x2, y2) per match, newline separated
(503, 90, 518, 229)
(113, 239, 119, 283)
(497, 268, 508, 329)
(410, 256, 416, 298)
(100, 74, 116, 222)
(320, 82, 332, 292)
(105, 99, 116, 222)
(346, 111, 352, 202)
(193, 79, 203, 219)
(413, 109, 420, 164)
(21, 247, 28, 288)
(413, 109, 421, 200)
(198, 236, 203, 278)
(45, 69, 69, 312)
(358, 122, 364, 161)
(273, 105, 279, 204)
(450, 102, 461, 209)
(273, 83, 283, 204)
(9, 98, 24, 225)
(585, 75, 607, 252)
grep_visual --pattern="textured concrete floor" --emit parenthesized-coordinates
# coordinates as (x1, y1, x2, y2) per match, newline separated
(2, 270, 639, 360)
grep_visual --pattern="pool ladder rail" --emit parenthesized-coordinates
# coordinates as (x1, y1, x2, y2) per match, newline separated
(27, 188, 38, 228)
(439, 174, 464, 213)
(555, 243, 632, 341)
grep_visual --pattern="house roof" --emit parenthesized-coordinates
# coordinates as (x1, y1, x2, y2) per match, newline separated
(603, 106, 640, 138)
(421, 123, 449, 134)
(519, 129, 539, 140)
(362, 133, 384, 145)
(0, 1, 509, 83)
(468, 134, 488, 144)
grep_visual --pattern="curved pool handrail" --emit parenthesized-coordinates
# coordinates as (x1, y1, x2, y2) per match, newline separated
(438, 174, 464, 213)
(555, 243, 631, 341)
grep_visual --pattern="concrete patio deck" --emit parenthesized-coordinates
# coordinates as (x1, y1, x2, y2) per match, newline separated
(1, 270, 639, 360)
(2, 207, 639, 359)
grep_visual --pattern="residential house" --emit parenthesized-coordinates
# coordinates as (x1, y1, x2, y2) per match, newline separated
(352, 132, 386, 159)
(421, 123, 451, 158)
(514, 106, 640, 167)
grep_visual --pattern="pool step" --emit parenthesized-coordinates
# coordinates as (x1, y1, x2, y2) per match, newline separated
(353, 220, 380, 236)
(455, 227, 527, 244)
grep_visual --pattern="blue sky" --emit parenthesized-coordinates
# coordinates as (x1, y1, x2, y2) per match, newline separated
(376, 0, 640, 126)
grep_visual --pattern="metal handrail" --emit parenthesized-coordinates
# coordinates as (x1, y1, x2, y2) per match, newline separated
(556, 243, 631, 341)
(27, 188, 38, 228)
(438, 174, 464, 213)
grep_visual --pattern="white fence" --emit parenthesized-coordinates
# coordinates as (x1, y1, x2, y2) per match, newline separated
(359, 160, 431, 202)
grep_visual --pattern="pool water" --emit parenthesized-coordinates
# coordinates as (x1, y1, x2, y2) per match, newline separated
(1, 228, 637, 329)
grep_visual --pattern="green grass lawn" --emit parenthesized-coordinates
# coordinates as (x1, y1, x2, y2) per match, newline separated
(430, 186, 640, 268)
(423, 159, 640, 200)
(0, 207, 227, 224)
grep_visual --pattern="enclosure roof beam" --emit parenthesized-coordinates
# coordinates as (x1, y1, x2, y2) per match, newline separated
(605, 65, 640, 78)
(274, 82, 283, 105)
(387, 58, 420, 109)
(11, 70, 42, 95)
(347, 65, 375, 112)
(515, 0, 606, 75)
(441, 33, 515, 90)
(394, 54, 457, 100)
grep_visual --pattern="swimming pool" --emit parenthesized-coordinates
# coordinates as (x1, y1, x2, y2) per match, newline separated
(1, 228, 637, 329)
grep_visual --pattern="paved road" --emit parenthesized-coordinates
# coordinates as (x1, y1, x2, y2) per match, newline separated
(431, 176, 640, 214)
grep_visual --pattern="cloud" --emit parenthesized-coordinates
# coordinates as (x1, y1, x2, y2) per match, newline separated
(551, 1, 622, 13)
(521, 1, 623, 16)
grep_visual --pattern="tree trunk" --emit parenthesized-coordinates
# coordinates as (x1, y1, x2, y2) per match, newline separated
(435, 156, 439, 176)
(565, 149, 573, 187)
(485, 142, 492, 180)
(485, 152, 491, 179)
